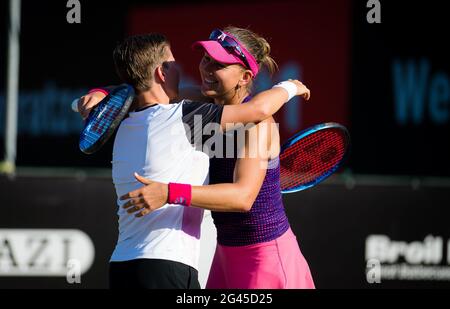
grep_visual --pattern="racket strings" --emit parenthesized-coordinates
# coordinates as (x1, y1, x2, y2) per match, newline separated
(90, 95, 126, 135)
(83, 92, 127, 143)
(80, 87, 132, 152)
(280, 129, 347, 190)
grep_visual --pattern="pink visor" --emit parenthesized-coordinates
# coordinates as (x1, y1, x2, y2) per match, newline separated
(192, 32, 259, 77)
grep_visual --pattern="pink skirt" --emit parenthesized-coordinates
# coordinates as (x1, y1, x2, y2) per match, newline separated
(206, 228, 315, 289)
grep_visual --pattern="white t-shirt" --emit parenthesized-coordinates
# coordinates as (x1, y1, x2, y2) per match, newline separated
(110, 100, 223, 270)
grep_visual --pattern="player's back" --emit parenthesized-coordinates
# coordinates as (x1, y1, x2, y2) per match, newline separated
(111, 102, 209, 269)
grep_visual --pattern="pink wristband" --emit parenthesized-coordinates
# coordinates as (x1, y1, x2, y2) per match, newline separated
(168, 183, 192, 207)
(88, 88, 109, 96)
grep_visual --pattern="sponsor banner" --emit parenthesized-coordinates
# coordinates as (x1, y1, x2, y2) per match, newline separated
(0, 176, 117, 288)
(366, 235, 450, 282)
(0, 229, 94, 277)
(283, 179, 450, 288)
(351, 1, 450, 176)
(2, 175, 450, 288)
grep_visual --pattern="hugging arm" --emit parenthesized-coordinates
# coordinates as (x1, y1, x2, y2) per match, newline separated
(220, 80, 309, 130)
(121, 120, 273, 216)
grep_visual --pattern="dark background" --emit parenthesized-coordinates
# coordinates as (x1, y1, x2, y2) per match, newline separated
(1, 0, 450, 289)
(1, 176, 449, 289)
(1, 0, 449, 175)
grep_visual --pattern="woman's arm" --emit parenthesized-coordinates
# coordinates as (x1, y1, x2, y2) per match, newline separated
(76, 80, 310, 126)
(190, 120, 273, 211)
(220, 80, 310, 131)
(120, 119, 274, 217)
(190, 135, 268, 212)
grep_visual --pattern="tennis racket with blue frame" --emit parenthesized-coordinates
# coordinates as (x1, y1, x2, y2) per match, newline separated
(75, 84, 135, 154)
(280, 122, 350, 193)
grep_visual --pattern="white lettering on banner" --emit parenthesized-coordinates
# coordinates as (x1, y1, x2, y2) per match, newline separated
(366, 235, 443, 265)
(0, 229, 95, 277)
(365, 235, 450, 282)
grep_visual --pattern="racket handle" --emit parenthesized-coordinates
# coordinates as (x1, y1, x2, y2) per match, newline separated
(71, 99, 79, 112)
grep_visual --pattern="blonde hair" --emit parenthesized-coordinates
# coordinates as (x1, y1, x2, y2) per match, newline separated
(224, 26, 279, 76)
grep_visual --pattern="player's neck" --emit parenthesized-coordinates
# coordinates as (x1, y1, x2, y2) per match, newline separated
(214, 88, 250, 106)
(136, 87, 170, 108)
